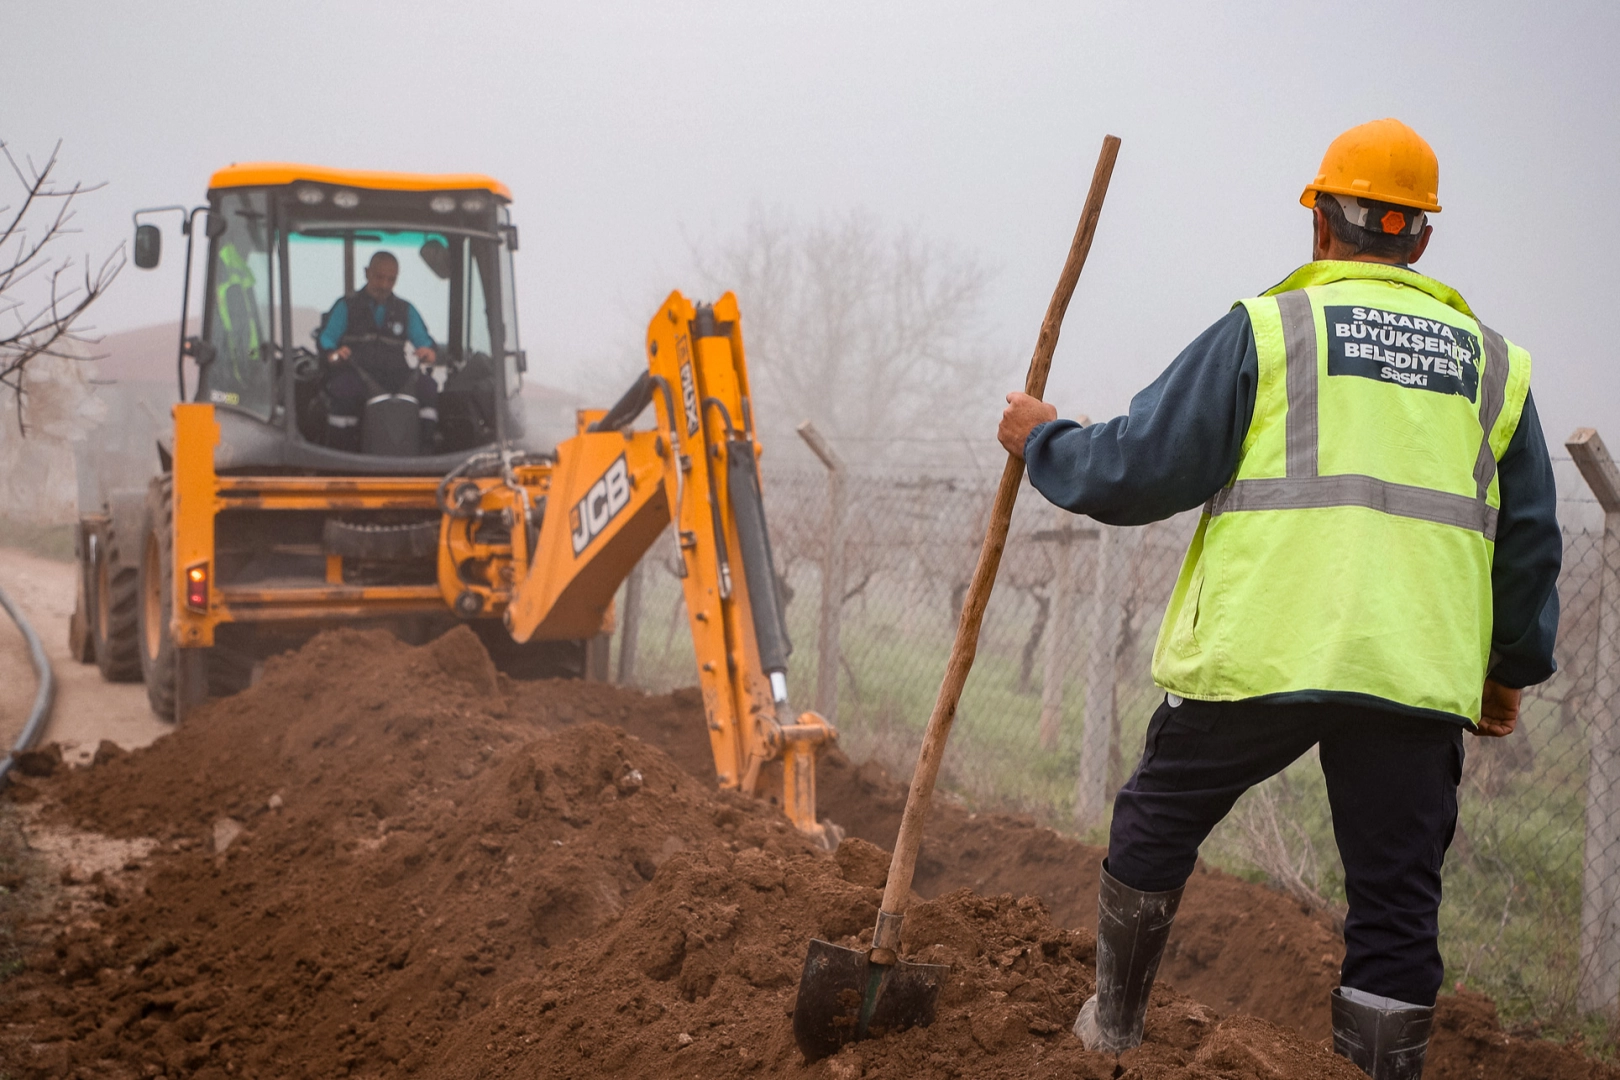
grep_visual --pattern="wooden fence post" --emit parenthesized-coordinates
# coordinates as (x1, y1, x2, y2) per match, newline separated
(616, 555, 644, 686)
(1076, 524, 1127, 829)
(797, 421, 847, 724)
(1571, 427, 1620, 1015)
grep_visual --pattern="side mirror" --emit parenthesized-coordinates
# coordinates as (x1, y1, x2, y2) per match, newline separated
(182, 337, 218, 366)
(419, 239, 451, 280)
(503, 225, 519, 252)
(134, 224, 161, 269)
(205, 213, 228, 239)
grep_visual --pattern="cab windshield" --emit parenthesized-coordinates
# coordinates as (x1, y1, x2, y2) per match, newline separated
(286, 226, 517, 389)
(196, 188, 522, 452)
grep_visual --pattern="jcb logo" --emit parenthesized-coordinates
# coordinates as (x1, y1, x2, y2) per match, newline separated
(676, 335, 701, 437)
(570, 455, 631, 556)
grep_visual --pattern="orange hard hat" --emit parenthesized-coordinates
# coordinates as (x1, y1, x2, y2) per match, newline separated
(1300, 119, 1441, 214)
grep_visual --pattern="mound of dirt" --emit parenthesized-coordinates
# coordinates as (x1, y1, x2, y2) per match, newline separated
(429, 841, 1363, 1080)
(1426, 988, 1618, 1080)
(810, 753, 1348, 1038)
(3, 629, 797, 1078)
(0, 627, 1610, 1080)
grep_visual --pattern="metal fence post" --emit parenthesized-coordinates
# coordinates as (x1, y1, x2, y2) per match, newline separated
(616, 554, 645, 686)
(1571, 427, 1620, 1015)
(1076, 524, 1126, 829)
(797, 421, 847, 724)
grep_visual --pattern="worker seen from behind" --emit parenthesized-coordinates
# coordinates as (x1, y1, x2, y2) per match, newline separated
(318, 250, 440, 452)
(997, 119, 1560, 1080)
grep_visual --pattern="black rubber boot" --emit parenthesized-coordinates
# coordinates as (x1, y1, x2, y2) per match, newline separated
(1073, 864, 1184, 1052)
(1330, 987, 1434, 1079)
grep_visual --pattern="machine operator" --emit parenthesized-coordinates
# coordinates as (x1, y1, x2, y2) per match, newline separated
(318, 250, 440, 451)
(997, 119, 1561, 1080)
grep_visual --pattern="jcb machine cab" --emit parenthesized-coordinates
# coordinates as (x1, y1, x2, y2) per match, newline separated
(74, 164, 838, 846)
(146, 164, 529, 468)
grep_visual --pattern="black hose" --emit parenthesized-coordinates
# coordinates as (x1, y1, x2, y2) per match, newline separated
(0, 583, 55, 786)
(589, 371, 654, 433)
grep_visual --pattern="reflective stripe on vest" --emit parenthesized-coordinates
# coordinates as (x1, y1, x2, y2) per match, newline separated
(1205, 294, 1512, 540)
(1149, 261, 1533, 722)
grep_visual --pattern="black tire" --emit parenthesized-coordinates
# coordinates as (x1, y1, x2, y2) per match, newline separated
(93, 520, 143, 681)
(205, 626, 258, 698)
(137, 477, 178, 721)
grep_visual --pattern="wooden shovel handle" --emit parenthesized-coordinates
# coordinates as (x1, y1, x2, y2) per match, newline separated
(873, 135, 1122, 943)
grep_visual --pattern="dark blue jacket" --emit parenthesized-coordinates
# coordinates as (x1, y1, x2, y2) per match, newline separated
(317, 294, 436, 352)
(1024, 306, 1561, 691)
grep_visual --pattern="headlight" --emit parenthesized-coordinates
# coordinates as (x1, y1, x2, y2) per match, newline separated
(461, 196, 487, 213)
(332, 190, 360, 209)
(295, 185, 325, 205)
(429, 195, 456, 214)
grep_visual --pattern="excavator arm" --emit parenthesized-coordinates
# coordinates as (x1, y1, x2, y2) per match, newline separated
(463, 291, 838, 846)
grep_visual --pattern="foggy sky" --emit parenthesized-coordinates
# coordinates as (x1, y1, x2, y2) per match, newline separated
(11, 0, 1618, 464)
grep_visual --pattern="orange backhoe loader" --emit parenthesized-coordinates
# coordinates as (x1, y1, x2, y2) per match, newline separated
(72, 164, 838, 846)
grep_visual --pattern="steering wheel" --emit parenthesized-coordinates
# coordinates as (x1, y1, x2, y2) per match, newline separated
(290, 346, 323, 384)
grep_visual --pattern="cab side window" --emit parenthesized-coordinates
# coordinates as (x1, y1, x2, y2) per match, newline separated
(200, 190, 275, 419)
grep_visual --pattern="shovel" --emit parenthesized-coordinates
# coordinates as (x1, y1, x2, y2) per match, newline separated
(792, 133, 1123, 1062)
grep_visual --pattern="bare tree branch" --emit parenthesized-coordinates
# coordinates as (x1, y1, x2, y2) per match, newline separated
(692, 208, 1005, 454)
(0, 140, 123, 435)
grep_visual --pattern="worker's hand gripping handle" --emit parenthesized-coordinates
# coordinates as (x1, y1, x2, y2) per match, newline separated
(869, 135, 1122, 964)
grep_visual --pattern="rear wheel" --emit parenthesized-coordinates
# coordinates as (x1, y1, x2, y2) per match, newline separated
(137, 477, 180, 721)
(93, 520, 142, 681)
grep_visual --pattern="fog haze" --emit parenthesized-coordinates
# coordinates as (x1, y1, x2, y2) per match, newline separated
(10, 0, 1617, 455)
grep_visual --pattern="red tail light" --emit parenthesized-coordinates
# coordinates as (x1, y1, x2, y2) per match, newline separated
(184, 563, 209, 612)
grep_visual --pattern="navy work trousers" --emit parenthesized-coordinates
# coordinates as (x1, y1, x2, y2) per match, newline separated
(326, 363, 438, 423)
(1107, 695, 1464, 1006)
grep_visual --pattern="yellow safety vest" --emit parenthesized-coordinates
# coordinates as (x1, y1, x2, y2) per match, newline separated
(1151, 261, 1532, 723)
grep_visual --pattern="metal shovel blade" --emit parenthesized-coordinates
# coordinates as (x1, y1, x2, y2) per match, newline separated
(792, 938, 948, 1061)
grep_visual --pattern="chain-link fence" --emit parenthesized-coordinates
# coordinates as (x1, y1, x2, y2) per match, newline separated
(610, 433, 1620, 1035)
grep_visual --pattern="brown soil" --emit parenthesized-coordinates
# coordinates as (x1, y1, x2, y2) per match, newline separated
(0, 627, 1609, 1079)
(428, 845, 1363, 1080)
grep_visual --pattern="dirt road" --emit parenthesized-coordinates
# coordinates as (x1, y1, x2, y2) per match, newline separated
(0, 547, 168, 763)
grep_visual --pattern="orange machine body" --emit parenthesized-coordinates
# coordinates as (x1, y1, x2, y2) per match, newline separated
(164, 293, 835, 845)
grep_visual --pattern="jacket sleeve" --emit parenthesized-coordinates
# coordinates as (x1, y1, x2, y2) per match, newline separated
(317, 298, 348, 351)
(1486, 390, 1562, 689)
(1023, 307, 1258, 526)
(405, 304, 436, 350)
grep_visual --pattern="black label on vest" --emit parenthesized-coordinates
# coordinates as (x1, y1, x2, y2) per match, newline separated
(1324, 305, 1480, 401)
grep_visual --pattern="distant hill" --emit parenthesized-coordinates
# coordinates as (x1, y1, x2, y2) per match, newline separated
(87, 319, 197, 384)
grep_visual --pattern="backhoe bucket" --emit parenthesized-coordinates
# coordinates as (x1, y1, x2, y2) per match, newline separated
(792, 938, 946, 1061)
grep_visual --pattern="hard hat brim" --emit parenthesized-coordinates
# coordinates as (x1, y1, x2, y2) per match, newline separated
(1301, 183, 1441, 214)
